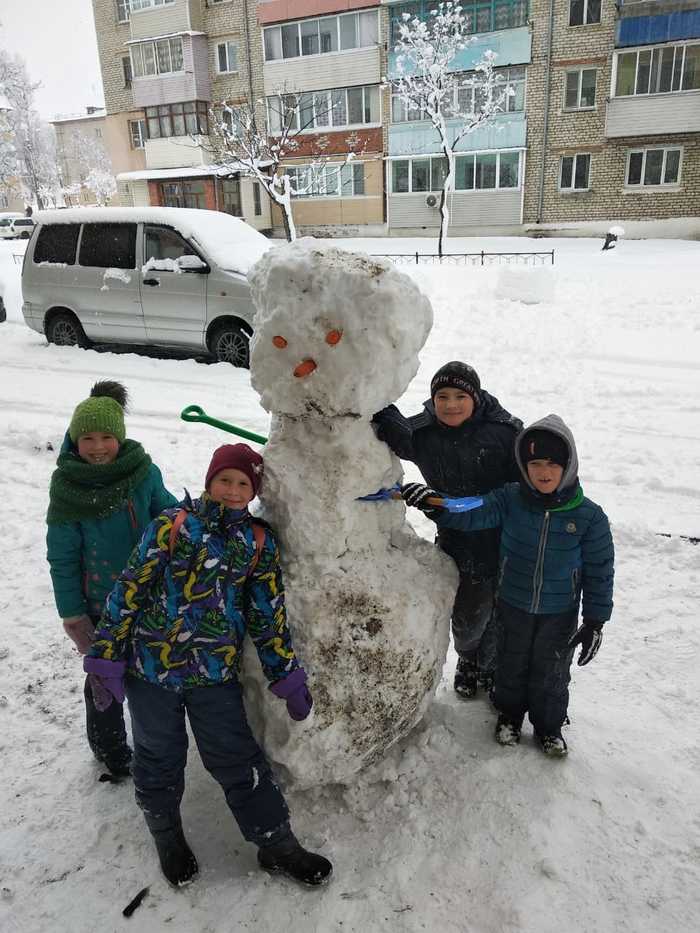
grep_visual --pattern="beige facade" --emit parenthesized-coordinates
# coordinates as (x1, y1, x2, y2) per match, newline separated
(51, 110, 109, 205)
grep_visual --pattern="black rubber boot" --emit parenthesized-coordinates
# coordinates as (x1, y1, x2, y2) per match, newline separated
(145, 812, 199, 887)
(536, 733, 569, 758)
(454, 657, 478, 699)
(258, 835, 333, 887)
(494, 713, 522, 746)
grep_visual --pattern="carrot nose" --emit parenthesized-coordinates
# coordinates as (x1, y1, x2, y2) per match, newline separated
(294, 359, 317, 378)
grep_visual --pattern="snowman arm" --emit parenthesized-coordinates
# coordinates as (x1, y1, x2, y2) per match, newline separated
(433, 487, 509, 534)
(243, 532, 299, 683)
(371, 405, 416, 462)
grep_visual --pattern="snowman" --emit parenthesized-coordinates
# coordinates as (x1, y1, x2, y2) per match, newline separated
(240, 239, 458, 790)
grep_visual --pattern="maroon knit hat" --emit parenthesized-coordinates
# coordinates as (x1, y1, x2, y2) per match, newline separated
(205, 444, 264, 494)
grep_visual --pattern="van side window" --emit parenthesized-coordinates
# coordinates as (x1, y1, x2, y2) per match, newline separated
(34, 224, 80, 265)
(144, 226, 196, 266)
(79, 223, 137, 269)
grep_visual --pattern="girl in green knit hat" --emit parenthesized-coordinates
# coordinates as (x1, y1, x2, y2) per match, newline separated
(46, 380, 178, 776)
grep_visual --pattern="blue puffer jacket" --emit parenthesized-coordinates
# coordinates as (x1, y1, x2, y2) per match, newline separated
(432, 415, 614, 621)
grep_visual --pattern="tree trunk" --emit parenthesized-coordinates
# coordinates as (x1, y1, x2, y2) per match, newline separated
(438, 146, 454, 260)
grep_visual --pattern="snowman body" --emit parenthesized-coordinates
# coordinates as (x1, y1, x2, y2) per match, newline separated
(241, 241, 458, 789)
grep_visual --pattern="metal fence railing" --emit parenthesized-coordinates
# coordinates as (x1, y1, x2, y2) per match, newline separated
(371, 251, 555, 267)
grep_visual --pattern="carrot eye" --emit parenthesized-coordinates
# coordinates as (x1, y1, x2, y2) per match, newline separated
(272, 336, 288, 349)
(325, 329, 343, 346)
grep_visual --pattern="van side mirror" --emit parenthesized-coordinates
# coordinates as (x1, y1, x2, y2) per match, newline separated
(178, 255, 209, 273)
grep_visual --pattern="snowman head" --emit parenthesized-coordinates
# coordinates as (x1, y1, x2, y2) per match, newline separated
(248, 239, 433, 418)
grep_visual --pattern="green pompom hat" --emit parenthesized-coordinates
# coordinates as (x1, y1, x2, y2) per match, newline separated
(69, 396, 126, 444)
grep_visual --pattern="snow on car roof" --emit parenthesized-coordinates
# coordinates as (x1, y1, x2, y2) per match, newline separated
(35, 207, 272, 276)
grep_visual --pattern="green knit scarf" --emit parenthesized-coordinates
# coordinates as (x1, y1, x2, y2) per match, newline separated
(47, 439, 152, 524)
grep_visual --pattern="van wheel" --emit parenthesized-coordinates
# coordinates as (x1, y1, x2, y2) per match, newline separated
(46, 311, 90, 349)
(209, 322, 250, 367)
(20, 231, 31, 239)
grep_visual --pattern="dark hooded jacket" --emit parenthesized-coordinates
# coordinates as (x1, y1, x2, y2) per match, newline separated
(373, 391, 522, 577)
(431, 415, 615, 620)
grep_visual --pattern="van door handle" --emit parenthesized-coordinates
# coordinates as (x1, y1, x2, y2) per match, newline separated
(143, 277, 160, 287)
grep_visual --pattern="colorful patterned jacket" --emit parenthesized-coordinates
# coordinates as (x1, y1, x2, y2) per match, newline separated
(88, 493, 299, 691)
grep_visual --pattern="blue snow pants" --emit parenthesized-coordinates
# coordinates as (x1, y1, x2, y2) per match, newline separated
(493, 601, 578, 736)
(125, 677, 291, 847)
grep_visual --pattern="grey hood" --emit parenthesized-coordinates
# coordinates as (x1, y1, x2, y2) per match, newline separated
(515, 413, 579, 494)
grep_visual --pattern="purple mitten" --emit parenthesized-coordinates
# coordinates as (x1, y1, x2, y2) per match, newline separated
(83, 657, 127, 711)
(269, 668, 313, 722)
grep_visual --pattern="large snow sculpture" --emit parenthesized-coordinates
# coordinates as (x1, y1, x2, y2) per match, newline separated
(241, 239, 458, 789)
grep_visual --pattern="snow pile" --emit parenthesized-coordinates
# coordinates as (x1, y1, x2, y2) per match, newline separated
(243, 239, 458, 789)
(494, 264, 557, 305)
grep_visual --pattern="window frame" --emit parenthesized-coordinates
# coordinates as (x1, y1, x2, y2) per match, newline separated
(262, 9, 379, 62)
(267, 85, 381, 135)
(145, 101, 208, 139)
(283, 161, 367, 199)
(625, 146, 683, 188)
(129, 118, 147, 149)
(568, 0, 601, 28)
(558, 153, 592, 192)
(116, 0, 130, 24)
(563, 67, 597, 110)
(216, 40, 238, 74)
(613, 42, 700, 98)
(130, 36, 185, 78)
(122, 55, 133, 87)
(390, 151, 522, 193)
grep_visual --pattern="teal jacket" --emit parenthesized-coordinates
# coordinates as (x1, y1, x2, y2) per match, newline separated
(46, 439, 177, 618)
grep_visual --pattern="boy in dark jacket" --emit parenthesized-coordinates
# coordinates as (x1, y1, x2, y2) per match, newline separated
(373, 362, 521, 698)
(46, 381, 177, 775)
(84, 444, 332, 888)
(401, 414, 614, 757)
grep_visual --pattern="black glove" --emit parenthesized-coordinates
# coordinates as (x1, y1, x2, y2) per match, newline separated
(568, 620, 604, 666)
(401, 483, 439, 511)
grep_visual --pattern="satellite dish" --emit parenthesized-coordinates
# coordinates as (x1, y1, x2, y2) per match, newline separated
(426, 194, 437, 208)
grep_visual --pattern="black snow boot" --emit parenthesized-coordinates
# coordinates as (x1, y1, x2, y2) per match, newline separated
(494, 713, 522, 746)
(537, 733, 568, 758)
(454, 657, 478, 699)
(258, 836, 333, 887)
(145, 813, 199, 887)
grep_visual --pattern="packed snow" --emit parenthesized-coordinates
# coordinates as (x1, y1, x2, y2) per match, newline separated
(1, 234, 699, 932)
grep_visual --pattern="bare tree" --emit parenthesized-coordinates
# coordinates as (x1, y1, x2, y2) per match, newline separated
(391, 1, 512, 256)
(71, 130, 117, 205)
(207, 92, 363, 241)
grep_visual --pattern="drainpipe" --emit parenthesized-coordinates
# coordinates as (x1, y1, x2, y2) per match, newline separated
(242, 0, 256, 114)
(536, 0, 556, 224)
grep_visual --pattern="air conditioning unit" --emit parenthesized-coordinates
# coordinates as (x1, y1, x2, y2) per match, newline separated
(426, 194, 438, 208)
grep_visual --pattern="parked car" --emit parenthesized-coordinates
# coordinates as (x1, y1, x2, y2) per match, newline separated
(0, 213, 26, 239)
(7, 216, 36, 239)
(21, 207, 272, 366)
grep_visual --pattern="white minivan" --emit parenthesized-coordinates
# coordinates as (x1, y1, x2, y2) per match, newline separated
(21, 207, 272, 366)
(0, 212, 26, 239)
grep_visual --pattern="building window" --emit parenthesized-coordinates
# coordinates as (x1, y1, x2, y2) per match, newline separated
(564, 68, 597, 109)
(131, 0, 175, 11)
(391, 66, 525, 123)
(160, 181, 207, 209)
(626, 147, 681, 187)
(389, 1, 529, 45)
(122, 56, 133, 86)
(116, 1, 130, 24)
(129, 118, 147, 149)
(253, 182, 262, 215)
(131, 37, 184, 78)
(263, 10, 378, 61)
(391, 152, 521, 192)
(569, 0, 600, 27)
(222, 178, 242, 215)
(145, 102, 208, 138)
(614, 44, 700, 97)
(559, 153, 591, 191)
(267, 86, 380, 134)
(217, 41, 238, 74)
(284, 161, 366, 198)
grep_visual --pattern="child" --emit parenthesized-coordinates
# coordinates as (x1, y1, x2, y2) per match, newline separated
(401, 414, 614, 757)
(46, 381, 177, 776)
(373, 361, 521, 698)
(83, 444, 333, 888)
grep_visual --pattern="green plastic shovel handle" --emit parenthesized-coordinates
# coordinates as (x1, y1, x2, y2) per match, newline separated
(180, 404, 268, 445)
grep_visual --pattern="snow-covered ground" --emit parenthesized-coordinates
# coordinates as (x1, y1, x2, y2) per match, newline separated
(1, 235, 699, 932)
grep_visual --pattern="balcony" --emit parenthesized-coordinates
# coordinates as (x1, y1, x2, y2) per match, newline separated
(264, 46, 381, 94)
(386, 26, 532, 78)
(388, 111, 526, 156)
(606, 89, 700, 135)
(129, 0, 202, 41)
(616, 7, 700, 47)
(144, 136, 210, 170)
(130, 34, 210, 108)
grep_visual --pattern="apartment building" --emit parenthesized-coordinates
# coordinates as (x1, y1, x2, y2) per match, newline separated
(259, 0, 385, 234)
(382, 0, 531, 233)
(524, 0, 700, 226)
(51, 108, 108, 206)
(0, 97, 24, 213)
(92, 0, 271, 230)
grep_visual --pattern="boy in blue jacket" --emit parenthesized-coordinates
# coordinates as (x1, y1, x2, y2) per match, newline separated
(401, 414, 614, 757)
(84, 444, 332, 888)
(46, 381, 177, 776)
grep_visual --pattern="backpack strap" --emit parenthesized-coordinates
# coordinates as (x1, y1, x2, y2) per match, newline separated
(168, 509, 189, 557)
(248, 522, 266, 577)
